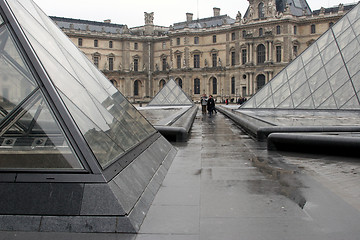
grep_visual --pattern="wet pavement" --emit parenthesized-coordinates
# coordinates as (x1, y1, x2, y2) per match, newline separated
(2, 108, 360, 239)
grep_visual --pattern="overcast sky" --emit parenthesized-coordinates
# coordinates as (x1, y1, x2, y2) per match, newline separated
(33, 0, 358, 28)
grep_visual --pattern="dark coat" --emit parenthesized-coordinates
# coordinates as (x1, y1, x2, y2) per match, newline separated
(207, 97, 215, 111)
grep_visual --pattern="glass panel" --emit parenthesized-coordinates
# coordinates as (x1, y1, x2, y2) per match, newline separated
(297, 96, 315, 109)
(324, 54, 343, 78)
(254, 85, 272, 107)
(304, 54, 323, 79)
(353, 19, 360, 37)
(258, 96, 274, 108)
(329, 67, 350, 93)
(312, 82, 332, 108)
(332, 15, 351, 38)
(286, 57, 303, 79)
(346, 4, 360, 23)
(273, 84, 291, 108)
(10, 1, 156, 168)
(316, 30, 334, 52)
(334, 81, 355, 108)
(292, 83, 312, 108)
(336, 26, 356, 50)
(341, 38, 360, 63)
(0, 15, 3, 25)
(318, 96, 337, 109)
(302, 43, 320, 65)
(340, 95, 360, 109)
(308, 68, 327, 92)
(352, 70, 360, 93)
(289, 69, 306, 93)
(60, 93, 125, 167)
(320, 41, 339, 64)
(0, 27, 37, 122)
(270, 71, 288, 93)
(346, 52, 360, 77)
(0, 91, 83, 169)
(277, 96, 294, 109)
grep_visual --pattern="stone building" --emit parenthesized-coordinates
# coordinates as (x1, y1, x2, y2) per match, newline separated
(51, 0, 355, 102)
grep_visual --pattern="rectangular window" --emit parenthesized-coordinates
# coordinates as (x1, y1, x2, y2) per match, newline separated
(276, 46, 282, 62)
(134, 42, 138, 50)
(78, 38, 83, 46)
(94, 56, 99, 68)
(109, 41, 113, 48)
(162, 58, 167, 71)
(194, 54, 200, 68)
(194, 78, 200, 94)
(242, 49, 247, 65)
(94, 39, 98, 47)
(294, 26, 297, 35)
(311, 24, 316, 34)
(231, 52, 236, 66)
(109, 57, 114, 70)
(276, 25, 281, 35)
(231, 77, 235, 94)
(213, 35, 217, 43)
(231, 32, 236, 41)
(162, 42, 166, 49)
(212, 53, 217, 67)
(133, 59, 139, 72)
(194, 36, 199, 44)
(177, 37, 180, 45)
(176, 55, 181, 69)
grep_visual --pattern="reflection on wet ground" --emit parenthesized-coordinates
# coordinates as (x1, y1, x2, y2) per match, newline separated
(2, 107, 360, 240)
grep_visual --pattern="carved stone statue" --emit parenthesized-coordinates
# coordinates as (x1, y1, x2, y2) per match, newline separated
(144, 12, 154, 25)
(236, 11, 242, 22)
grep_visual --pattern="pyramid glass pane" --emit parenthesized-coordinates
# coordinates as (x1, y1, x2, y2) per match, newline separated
(0, 26, 37, 121)
(273, 84, 291, 108)
(320, 41, 339, 64)
(304, 54, 322, 79)
(302, 43, 320, 65)
(341, 38, 360, 63)
(0, 91, 83, 169)
(316, 30, 334, 52)
(288, 69, 306, 93)
(334, 81, 356, 107)
(292, 83, 312, 108)
(270, 71, 288, 93)
(329, 67, 350, 92)
(332, 15, 351, 37)
(148, 79, 193, 106)
(353, 19, 360, 36)
(341, 95, 360, 109)
(0, 15, 3, 24)
(7, 0, 156, 168)
(346, 52, 360, 77)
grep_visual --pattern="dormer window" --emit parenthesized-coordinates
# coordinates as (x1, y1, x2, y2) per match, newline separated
(258, 2, 265, 18)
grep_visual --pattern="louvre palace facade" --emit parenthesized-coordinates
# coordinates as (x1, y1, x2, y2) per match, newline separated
(51, 0, 355, 102)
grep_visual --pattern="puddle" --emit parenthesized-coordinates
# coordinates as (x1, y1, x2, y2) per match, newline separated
(249, 155, 307, 209)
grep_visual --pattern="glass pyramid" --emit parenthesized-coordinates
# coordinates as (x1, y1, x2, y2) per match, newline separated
(242, 3, 360, 110)
(148, 78, 193, 106)
(0, 0, 156, 170)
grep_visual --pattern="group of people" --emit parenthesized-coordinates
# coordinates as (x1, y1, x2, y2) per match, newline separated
(201, 94, 216, 117)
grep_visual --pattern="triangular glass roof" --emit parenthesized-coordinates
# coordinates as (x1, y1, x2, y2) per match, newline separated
(242, 2, 360, 110)
(148, 79, 193, 106)
(0, 0, 156, 171)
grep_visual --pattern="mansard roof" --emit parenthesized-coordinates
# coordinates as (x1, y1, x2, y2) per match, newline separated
(50, 16, 127, 34)
(172, 15, 235, 30)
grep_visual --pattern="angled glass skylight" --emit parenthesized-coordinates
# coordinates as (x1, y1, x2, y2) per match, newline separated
(242, 3, 360, 110)
(0, 0, 156, 171)
(148, 79, 193, 106)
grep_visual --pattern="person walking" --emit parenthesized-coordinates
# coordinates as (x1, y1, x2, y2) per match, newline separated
(201, 94, 207, 114)
(207, 95, 215, 117)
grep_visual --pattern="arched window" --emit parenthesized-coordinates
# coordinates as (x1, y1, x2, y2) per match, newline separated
(258, 2, 265, 18)
(256, 74, 266, 91)
(159, 79, 166, 89)
(176, 78, 183, 88)
(212, 77, 217, 95)
(110, 79, 117, 87)
(134, 80, 141, 96)
(194, 78, 200, 94)
(257, 44, 266, 64)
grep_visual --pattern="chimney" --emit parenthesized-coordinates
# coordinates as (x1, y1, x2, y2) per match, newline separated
(104, 19, 111, 23)
(213, 7, 220, 17)
(186, 13, 193, 22)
